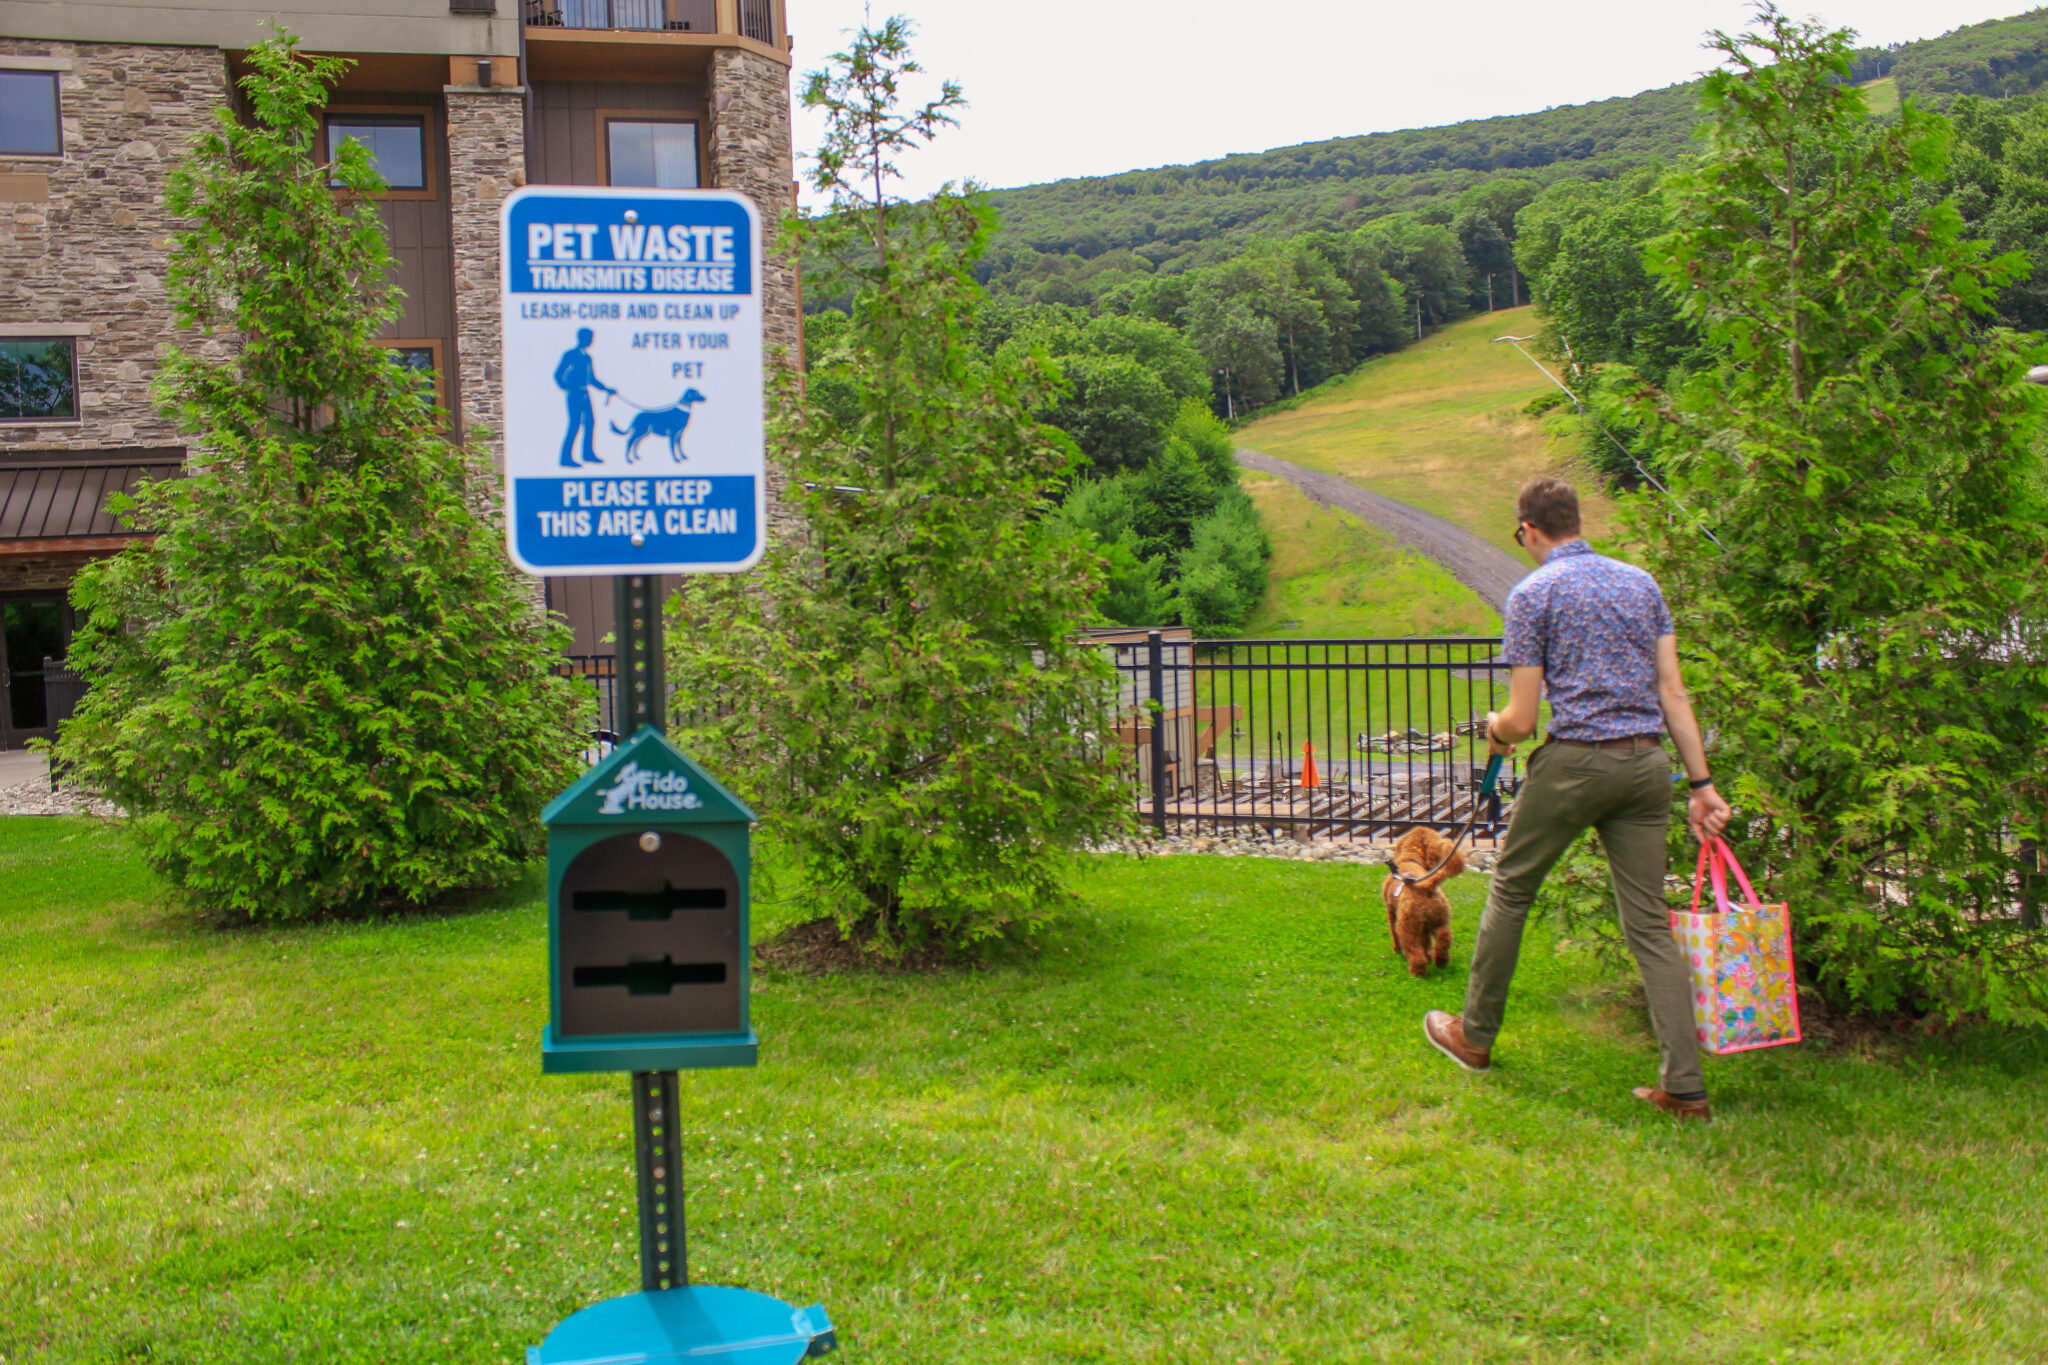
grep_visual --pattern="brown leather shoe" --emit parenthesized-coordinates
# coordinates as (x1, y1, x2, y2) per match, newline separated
(1633, 1087, 1712, 1122)
(1423, 1010, 1491, 1072)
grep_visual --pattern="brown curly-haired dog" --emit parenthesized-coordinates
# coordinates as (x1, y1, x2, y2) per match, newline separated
(1381, 826, 1465, 976)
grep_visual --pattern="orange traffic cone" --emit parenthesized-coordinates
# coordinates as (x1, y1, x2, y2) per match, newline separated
(1300, 739, 1320, 789)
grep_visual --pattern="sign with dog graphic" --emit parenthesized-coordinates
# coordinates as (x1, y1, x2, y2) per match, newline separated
(499, 186, 764, 575)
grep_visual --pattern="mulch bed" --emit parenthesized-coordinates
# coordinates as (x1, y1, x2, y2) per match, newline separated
(752, 916, 983, 975)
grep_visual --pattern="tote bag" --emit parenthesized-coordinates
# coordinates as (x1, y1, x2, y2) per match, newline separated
(1671, 838, 1803, 1054)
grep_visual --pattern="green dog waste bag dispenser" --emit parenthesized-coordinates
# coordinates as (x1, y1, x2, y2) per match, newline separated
(543, 728, 759, 1074)
(531, 728, 835, 1364)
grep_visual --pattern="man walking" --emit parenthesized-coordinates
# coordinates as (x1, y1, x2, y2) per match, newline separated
(1423, 478, 1732, 1120)
(555, 327, 616, 468)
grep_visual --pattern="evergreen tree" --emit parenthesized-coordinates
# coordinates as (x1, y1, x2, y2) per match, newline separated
(1627, 6, 2048, 1022)
(59, 34, 581, 919)
(667, 18, 1128, 949)
(1176, 491, 1272, 636)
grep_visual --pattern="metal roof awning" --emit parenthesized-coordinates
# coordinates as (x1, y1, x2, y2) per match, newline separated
(0, 448, 184, 554)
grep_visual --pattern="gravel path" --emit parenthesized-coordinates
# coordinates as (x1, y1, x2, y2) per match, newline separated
(1238, 447, 1529, 614)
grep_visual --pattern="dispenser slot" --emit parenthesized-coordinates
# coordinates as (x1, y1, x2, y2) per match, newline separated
(572, 883, 729, 918)
(572, 957, 729, 995)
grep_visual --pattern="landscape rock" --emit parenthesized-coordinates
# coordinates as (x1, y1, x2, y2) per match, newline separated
(0, 775, 121, 819)
(1095, 830, 1497, 871)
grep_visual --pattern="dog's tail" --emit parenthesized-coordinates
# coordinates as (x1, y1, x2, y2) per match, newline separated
(1398, 849, 1464, 892)
(610, 420, 630, 435)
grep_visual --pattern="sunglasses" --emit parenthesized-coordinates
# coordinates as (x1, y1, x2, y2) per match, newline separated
(1514, 522, 1528, 547)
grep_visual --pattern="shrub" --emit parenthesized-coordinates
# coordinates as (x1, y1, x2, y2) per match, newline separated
(58, 34, 582, 919)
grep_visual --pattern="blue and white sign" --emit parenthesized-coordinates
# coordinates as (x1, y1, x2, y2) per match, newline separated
(499, 186, 764, 576)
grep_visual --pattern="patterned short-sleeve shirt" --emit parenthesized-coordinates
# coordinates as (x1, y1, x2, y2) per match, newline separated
(1502, 539, 1673, 741)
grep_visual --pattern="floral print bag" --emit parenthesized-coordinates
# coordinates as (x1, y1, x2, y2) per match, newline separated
(1671, 837, 1803, 1054)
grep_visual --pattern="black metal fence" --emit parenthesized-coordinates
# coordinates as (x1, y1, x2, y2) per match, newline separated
(557, 637, 1517, 843)
(1106, 634, 1519, 843)
(554, 654, 621, 759)
(522, 0, 738, 33)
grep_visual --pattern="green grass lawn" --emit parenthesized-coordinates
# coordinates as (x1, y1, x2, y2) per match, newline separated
(1860, 77, 1901, 117)
(1236, 307, 1612, 564)
(1243, 470, 1501, 640)
(5, 817, 2045, 1363)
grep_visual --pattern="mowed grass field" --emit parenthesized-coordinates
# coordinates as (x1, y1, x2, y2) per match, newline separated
(5, 816, 2046, 1364)
(1242, 471, 1500, 640)
(1236, 307, 1613, 567)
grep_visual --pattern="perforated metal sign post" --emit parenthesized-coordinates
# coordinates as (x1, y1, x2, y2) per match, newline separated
(499, 185, 764, 578)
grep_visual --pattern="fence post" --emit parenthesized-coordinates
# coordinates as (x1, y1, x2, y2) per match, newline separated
(1148, 630, 1167, 837)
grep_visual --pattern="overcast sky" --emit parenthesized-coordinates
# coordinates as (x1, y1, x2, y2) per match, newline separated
(784, 1, 2032, 204)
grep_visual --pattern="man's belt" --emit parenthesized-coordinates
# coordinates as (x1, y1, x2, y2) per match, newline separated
(1547, 734, 1666, 751)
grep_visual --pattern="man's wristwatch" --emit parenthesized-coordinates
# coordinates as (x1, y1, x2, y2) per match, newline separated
(1688, 775, 1716, 790)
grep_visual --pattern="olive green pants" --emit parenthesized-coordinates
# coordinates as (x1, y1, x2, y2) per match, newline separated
(1461, 739, 1705, 1096)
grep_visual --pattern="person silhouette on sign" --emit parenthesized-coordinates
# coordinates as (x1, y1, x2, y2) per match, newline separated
(555, 328, 616, 467)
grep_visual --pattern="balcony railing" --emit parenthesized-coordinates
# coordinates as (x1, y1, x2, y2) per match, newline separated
(523, 0, 774, 42)
(737, 0, 772, 42)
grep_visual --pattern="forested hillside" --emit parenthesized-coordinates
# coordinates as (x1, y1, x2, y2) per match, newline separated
(979, 84, 1700, 293)
(1866, 7, 2048, 99)
(977, 7, 2048, 297)
(796, 8, 2048, 636)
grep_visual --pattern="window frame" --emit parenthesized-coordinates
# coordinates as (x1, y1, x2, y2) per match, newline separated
(0, 67, 63, 159)
(378, 338, 448, 415)
(0, 336, 81, 425)
(596, 113, 702, 190)
(320, 108, 437, 201)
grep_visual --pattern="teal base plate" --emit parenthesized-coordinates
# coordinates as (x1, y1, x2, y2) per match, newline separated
(529, 1285, 834, 1364)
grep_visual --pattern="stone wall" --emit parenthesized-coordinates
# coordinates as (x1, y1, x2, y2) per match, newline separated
(442, 83, 544, 614)
(0, 39, 228, 452)
(706, 47, 798, 369)
(706, 46, 799, 544)
(443, 83, 525, 471)
(0, 550, 104, 593)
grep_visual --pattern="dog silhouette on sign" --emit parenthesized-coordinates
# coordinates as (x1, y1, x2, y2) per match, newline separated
(611, 388, 708, 464)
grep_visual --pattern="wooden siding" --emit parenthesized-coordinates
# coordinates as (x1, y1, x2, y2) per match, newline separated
(328, 95, 458, 420)
(531, 79, 705, 187)
(545, 574, 683, 656)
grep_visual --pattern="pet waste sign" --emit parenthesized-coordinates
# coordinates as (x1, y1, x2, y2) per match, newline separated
(498, 185, 764, 576)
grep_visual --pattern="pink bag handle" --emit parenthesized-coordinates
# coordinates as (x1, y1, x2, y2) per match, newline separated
(1690, 836, 1765, 915)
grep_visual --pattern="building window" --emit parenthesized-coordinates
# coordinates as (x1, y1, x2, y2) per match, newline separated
(325, 114, 428, 191)
(605, 119, 698, 189)
(380, 340, 446, 412)
(0, 338, 78, 422)
(0, 69, 61, 156)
